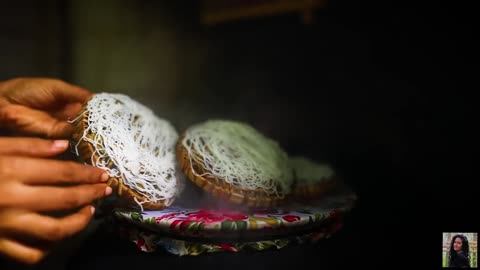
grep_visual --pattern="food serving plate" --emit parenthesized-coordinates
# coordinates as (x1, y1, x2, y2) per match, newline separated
(110, 182, 357, 255)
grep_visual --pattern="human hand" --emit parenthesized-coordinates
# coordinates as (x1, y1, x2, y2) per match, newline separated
(0, 137, 111, 264)
(0, 77, 91, 138)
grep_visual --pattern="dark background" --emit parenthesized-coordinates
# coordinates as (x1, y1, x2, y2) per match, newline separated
(0, 0, 476, 269)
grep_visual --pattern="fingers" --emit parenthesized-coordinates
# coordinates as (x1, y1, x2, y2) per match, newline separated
(0, 206, 94, 264)
(16, 184, 110, 212)
(0, 104, 74, 138)
(0, 238, 46, 265)
(51, 102, 83, 121)
(0, 156, 109, 185)
(0, 77, 91, 105)
(0, 138, 69, 157)
(49, 79, 92, 104)
(1, 206, 94, 243)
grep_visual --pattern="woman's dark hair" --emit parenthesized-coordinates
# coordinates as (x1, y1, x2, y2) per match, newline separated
(449, 234, 470, 263)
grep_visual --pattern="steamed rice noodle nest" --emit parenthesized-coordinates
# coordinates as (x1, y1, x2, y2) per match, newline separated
(71, 93, 181, 210)
(289, 156, 336, 201)
(177, 120, 294, 209)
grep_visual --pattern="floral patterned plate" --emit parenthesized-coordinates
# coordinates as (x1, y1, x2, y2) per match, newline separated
(114, 217, 344, 256)
(112, 184, 357, 242)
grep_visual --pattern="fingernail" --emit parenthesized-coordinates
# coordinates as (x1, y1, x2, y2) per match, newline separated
(52, 140, 69, 150)
(90, 206, 95, 215)
(100, 172, 109, 182)
(105, 186, 112, 196)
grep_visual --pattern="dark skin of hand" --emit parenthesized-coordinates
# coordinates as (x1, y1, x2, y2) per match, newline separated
(0, 78, 112, 264)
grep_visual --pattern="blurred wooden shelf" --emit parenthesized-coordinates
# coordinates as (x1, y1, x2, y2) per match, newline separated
(201, 0, 328, 25)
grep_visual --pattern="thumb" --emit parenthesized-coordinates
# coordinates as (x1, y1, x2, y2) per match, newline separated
(0, 104, 74, 139)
